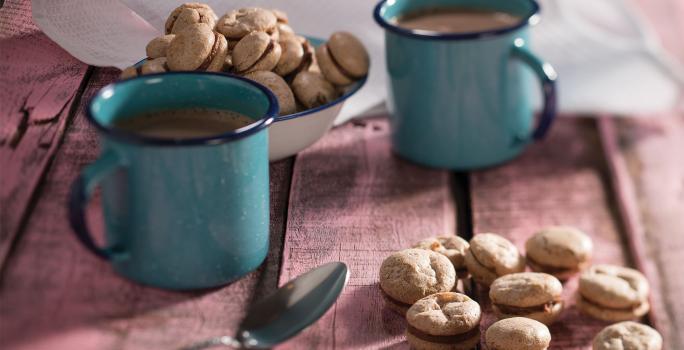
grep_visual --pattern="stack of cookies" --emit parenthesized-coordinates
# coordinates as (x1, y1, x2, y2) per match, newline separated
(379, 248, 457, 316)
(577, 264, 651, 322)
(489, 272, 564, 325)
(593, 321, 662, 350)
(406, 292, 482, 349)
(485, 317, 551, 350)
(525, 226, 594, 280)
(121, 3, 370, 116)
(378, 226, 661, 349)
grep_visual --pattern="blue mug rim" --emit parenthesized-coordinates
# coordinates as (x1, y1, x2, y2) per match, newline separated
(87, 71, 279, 146)
(373, 0, 540, 40)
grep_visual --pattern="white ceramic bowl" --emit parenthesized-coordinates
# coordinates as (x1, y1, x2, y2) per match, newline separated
(269, 98, 343, 161)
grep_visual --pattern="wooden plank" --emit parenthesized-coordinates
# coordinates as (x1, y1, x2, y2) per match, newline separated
(0, 67, 294, 350)
(277, 118, 456, 349)
(597, 118, 665, 337)
(0, 0, 90, 269)
(469, 118, 633, 349)
(603, 116, 684, 349)
(611, 1, 684, 346)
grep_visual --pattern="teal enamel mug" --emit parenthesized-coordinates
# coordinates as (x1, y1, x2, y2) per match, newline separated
(374, 0, 557, 169)
(69, 72, 278, 290)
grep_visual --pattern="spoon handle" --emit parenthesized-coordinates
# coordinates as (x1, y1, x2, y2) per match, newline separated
(178, 336, 241, 350)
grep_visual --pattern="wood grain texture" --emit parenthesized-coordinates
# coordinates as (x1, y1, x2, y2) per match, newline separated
(470, 118, 632, 349)
(278, 118, 456, 349)
(616, 1, 684, 346)
(0, 67, 294, 350)
(0, 0, 89, 269)
(606, 116, 684, 349)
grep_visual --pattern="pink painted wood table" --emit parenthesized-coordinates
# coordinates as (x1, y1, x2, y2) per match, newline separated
(1, 0, 682, 349)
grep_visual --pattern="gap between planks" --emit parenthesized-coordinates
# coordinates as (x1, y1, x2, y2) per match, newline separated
(597, 116, 682, 348)
(278, 118, 457, 349)
(278, 117, 651, 349)
(468, 117, 671, 349)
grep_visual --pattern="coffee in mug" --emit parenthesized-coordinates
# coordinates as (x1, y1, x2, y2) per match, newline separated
(396, 7, 521, 34)
(113, 108, 254, 139)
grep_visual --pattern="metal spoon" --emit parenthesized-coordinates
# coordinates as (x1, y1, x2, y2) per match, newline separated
(181, 262, 349, 349)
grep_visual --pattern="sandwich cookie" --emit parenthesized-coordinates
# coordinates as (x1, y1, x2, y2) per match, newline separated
(243, 71, 296, 116)
(277, 23, 296, 42)
(526, 226, 593, 280)
(166, 23, 228, 72)
(316, 32, 369, 86)
(290, 36, 319, 77)
(577, 264, 650, 321)
(274, 37, 304, 76)
(217, 7, 277, 40)
(489, 272, 563, 325)
(146, 34, 175, 59)
(140, 57, 168, 75)
(405, 292, 481, 350)
(413, 235, 469, 277)
(232, 31, 282, 74)
(464, 233, 525, 287)
(485, 317, 551, 350)
(119, 57, 168, 79)
(165, 3, 217, 35)
(592, 321, 662, 350)
(379, 249, 456, 316)
(291, 72, 338, 109)
(120, 66, 138, 80)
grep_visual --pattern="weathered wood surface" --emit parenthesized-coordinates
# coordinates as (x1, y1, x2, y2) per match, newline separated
(0, 67, 294, 350)
(604, 115, 684, 349)
(0, 0, 90, 268)
(469, 118, 635, 349)
(610, 1, 684, 346)
(0, 0, 682, 348)
(277, 119, 456, 349)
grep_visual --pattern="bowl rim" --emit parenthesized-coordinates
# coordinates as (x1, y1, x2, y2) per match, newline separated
(274, 73, 367, 122)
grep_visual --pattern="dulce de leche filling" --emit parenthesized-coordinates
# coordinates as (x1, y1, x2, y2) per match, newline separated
(380, 288, 413, 310)
(198, 31, 221, 71)
(407, 326, 480, 344)
(326, 45, 356, 80)
(580, 294, 644, 311)
(494, 299, 561, 315)
(527, 255, 579, 275)
(238, 40, 275, 73)
(469, 250, 498, 276)
(288, 42, 313, 78)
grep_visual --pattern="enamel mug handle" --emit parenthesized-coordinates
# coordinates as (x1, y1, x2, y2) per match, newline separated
(68, 151, 126, 260)
(511, 38, 558, 141)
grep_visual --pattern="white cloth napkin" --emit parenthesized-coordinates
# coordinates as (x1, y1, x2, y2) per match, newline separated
(33, 0, 683, 123)
(532, 0, 683, 115)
